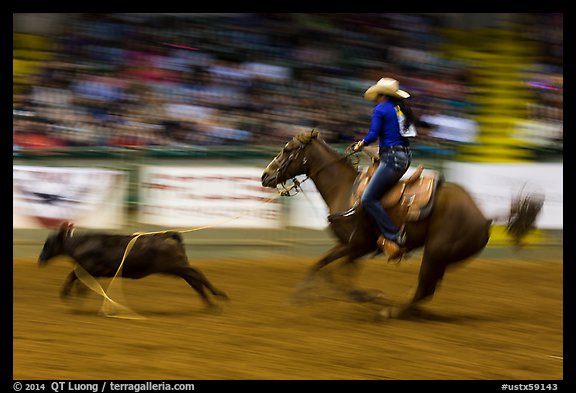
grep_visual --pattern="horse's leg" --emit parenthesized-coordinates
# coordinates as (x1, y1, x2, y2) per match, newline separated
(306, 242, 352, 277)
(380, 251, 447, 318)
(325, 245, 389, 303)
(330, 254, 361, 286)
(291, 243, 353, 302)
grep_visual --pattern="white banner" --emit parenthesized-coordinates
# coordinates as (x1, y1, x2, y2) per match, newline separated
(138, 166, 281, 228)
(444, 162, 563, 229)
(13, 166, 127, 228)
(286, 177, 330, 229)
(286, 162, 563, 230)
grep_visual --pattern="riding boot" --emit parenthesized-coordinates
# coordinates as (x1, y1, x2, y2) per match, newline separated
(377, 235, 402, 260)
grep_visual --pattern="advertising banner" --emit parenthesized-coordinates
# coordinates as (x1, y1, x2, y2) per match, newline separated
(138, 166, 281, 228)
(13, 166, 127, 228)
(286, 177, 330, 229)
(444, 162, 562, 229)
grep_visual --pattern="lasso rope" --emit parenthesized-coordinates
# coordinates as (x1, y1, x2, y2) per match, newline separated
(75, 193, 282, 319)
(75, 141, 364, 319)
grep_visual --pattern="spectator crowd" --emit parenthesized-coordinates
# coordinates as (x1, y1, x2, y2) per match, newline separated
(13, 13, 562, 152)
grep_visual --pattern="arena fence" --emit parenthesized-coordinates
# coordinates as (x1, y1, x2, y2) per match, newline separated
(13, 144, 562, 259)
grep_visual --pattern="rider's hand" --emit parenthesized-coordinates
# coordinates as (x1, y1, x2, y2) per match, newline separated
(353, 140, 365, 152)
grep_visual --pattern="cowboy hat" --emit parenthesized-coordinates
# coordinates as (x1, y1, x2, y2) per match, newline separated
(364, 78, 410, 101)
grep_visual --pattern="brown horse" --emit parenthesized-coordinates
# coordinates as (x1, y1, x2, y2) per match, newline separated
(261, 130, 543, 318)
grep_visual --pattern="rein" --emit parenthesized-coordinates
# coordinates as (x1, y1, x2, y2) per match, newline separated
(278, 140, 360, 197)
(75, 191, 284, 320)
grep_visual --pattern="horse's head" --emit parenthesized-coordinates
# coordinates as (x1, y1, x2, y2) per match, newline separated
(261, 129, 320, 188)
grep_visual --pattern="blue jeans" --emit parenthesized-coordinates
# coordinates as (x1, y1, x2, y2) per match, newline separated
(361, 149, 411, 241)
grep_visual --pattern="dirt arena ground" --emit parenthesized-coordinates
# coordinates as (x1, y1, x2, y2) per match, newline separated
(13, 250, 562, 381)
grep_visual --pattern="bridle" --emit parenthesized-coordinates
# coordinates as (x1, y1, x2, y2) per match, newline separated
(272, 133, 359, 197)
(269, 136, 308, 196)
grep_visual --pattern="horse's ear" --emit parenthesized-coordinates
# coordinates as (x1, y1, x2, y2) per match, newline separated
(58, 221, 74, 237)
(296, 129, 321, 144)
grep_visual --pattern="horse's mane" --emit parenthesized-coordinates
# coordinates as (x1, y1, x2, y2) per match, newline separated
(295, 129, 357, 170)
(294, 129, 318, 144)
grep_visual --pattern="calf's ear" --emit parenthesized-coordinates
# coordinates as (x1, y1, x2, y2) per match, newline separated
(58, 221, 75, 238)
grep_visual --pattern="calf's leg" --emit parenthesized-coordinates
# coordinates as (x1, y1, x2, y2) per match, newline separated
(173, 266, 229, 308)
(60, 271, 78, 299)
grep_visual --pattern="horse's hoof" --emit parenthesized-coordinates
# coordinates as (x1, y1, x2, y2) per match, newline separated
(215, 290, 230, 301)
(290, 288, 320, 305)
(380, 305, 413, 319)
(204, 303, 223, 315)
(378, 307, 393, 319)
(289, 292, 309, 305)
(378, 305, 406, 319)
(347, 288, 383, 303)
(295, 278, 316, 292)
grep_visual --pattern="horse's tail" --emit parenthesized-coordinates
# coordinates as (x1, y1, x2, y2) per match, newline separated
(505, 191, 545, 247)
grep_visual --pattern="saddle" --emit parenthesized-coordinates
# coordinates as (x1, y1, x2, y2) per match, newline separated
(349, 161, 439, 225)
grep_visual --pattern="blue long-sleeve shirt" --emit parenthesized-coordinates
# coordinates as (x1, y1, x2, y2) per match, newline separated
(362, 101, 409, 150)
